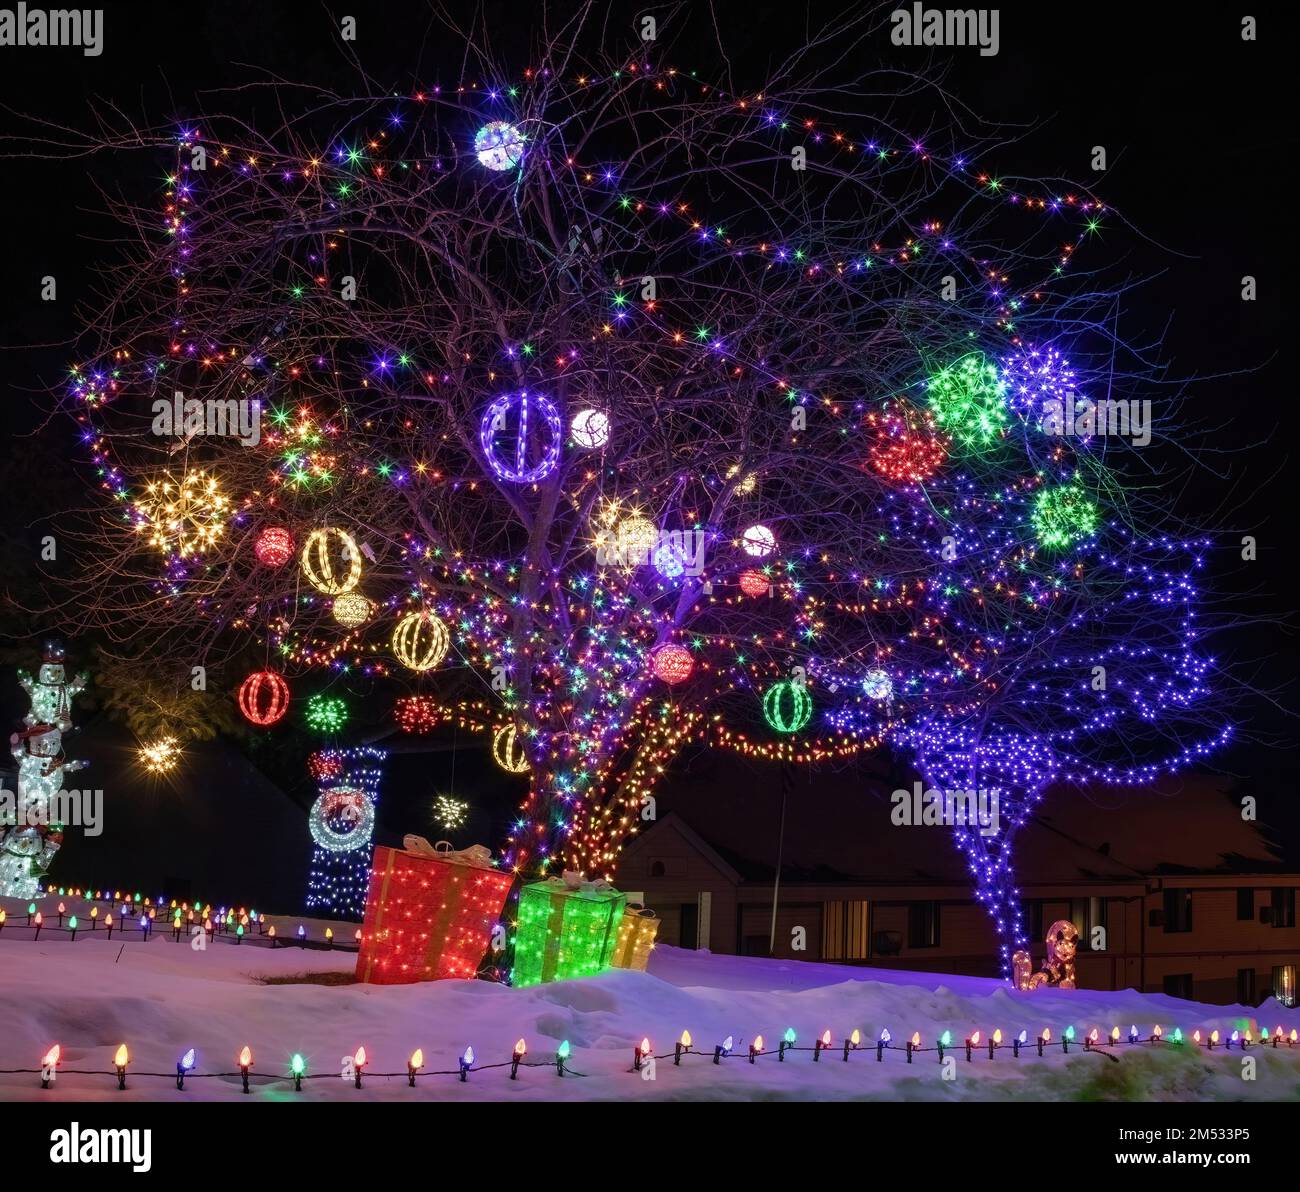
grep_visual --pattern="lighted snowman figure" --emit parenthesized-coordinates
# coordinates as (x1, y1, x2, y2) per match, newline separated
(0, 641, 88, 898)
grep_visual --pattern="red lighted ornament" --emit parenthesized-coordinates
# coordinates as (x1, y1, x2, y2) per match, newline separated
(739, 569, 771, 598)
(254, 526, 294, 568)
(237, 670, 290, 726)
(650, 642, 694, 685)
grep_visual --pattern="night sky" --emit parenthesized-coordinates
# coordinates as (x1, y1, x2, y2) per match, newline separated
(1, 2, 1296, 905)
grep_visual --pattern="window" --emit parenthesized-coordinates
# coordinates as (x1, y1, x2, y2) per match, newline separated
(1237, 888, 1255, 921)
(679, 902, 698, 950)
(1163, 888, 1193, 933)
(649, 860, 665, 878)
(1027, 898, 1044, 943)
(1070, 896, 1108, 951)
(1237, 968, 1256, 1006)
(822, 901, 870, 961)
(1271, 965, 1296, 1008)
(1163, 973, 1194, 1000)
(1270, 888, 1296, 929)
(907, 901, 941, 949)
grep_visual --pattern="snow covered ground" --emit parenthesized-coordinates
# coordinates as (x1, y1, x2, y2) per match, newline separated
(2, 894, 1297, 1101)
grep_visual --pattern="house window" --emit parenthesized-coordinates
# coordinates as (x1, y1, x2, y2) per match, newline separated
(1163, 888, 1192, 934)
(1163, 973, 1194, 1000)
(1270, 888, 1296, 929)
(1237, 888, 1254, 921)
(907, 901, 940, 949)
(1271, 965, 1296, 1008)
(1070, 897, 1108, 951)
(1237, 968, 1256, 1006)
(822, 901, 870, 961)
(649, 860, 666, 878)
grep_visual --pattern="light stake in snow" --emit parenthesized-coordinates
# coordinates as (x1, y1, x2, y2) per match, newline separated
(842, 1029, 860, 1062)
(748, 1035, 764, 1065)
(1037, 1027, 1050, 1058)
(1014, 1029, 1027, 1058)
(712, 1035, 733, 1065)
(814, 1029, 831, 1062)
(1209, 1029, 1219, 1050)
(937, 1030, 951, 1062)
(33, 912, 43, 940)
(239, 1046, 252, 1093)
(176, 1048, 195, 1090)
(459, 1045, 474, 1082)
(40, 1045, 59, 1089)
(990, 1029, 1001, 1060)
(27, 902, 35, 925)
(779, 1026, 795, 1062)
(674, 1030, 691, 1066)
(105, 913, 113, 939)
(57, 901, 65, 927)
(290, 1054, 305, 1092)
(1128, 1026, 1139, 1045)
(1152, 1024, 1163, 1044)
(352, 1046, 367, 1089)
(139, 914, 149, 939)
(907, 1032, 920, 1063)
(408, 1049, 423, 1086)
(297, 925, 306, 945)
(0, 909, 6, 933)
(1063, 1025, 1074, 1053)
(877, 1028, 890, 1062)
(114, 1043, 129, 1090)
(325, 927, 334, 949)
(965, 1031, 980, 1062)
(555, 1039, 570, 1077)
(68, 915, 77, 940)
(510, 1039, 525, 1080)
(633, 1037, 651, 1072)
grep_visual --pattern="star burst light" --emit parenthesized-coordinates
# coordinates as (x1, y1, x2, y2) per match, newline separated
(434, 794, 469, 830)
(137, 736, 181, 774)
(133, 469, 228, 557)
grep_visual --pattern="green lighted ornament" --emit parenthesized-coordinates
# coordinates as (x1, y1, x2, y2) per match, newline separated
(1031, 483, 1098, 550)
(925, 353, 1008, 449)
(763, 680, 812, 734)
(304, 693, 349, 733)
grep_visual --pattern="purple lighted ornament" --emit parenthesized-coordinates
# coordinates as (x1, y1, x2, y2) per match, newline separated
(479, 392, 563, 483)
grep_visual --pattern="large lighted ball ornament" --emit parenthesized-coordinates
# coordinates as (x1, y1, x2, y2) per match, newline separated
(308, 787, 376, 853)
(862, 668, 893, 702)
(653, 540, 686, 580)
(741, 524, 777, 558)
(650, 643, 694, 685)
(474, 121, 525, 171)
(480, 392, 563, 483)
(739, 569, 771, 598)
(762, 679, 812, 733)
(570, 408, 610, 449)
(332, 592, 372, 628)
(301, 527, 362, 595)
(237, 670, 291, 727)
(392, 610, 451, 672)
(492, 723, 530, 774)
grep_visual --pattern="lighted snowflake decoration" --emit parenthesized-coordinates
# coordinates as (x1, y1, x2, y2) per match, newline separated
(434, 795, 469, 830)
(133, 469, 229, 558)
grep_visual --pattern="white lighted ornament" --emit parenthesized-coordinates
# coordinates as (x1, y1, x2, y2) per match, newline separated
(332, 592, 372, 628)
(570, 409, 610, 449)
(741, 523, 776, 558)
(617, 516, 657, 565)
(863, 668, 893, 702)
(474, 121, 525, 171)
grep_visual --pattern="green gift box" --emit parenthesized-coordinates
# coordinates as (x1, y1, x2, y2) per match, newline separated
(513, 874, 627, 987)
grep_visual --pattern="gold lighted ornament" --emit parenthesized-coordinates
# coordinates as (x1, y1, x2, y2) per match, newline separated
(301, 527, 362, 595)
(332, 592, 372, 628)
(392, 610, 450, 672)
(492, 723, 530, 773)
(134, 469, 229, 558)
(617, 515, 657, 565)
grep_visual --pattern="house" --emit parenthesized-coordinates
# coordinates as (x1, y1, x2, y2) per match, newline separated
(615, 769, 1299, 1006)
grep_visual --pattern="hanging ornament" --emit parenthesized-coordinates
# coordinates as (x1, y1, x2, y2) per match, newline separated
(1032, 483, 1099, 550)
(434, 794, 470, 830)
(570, 408, 610, 449)
(392, 610, 451, 672)
(763, 680, 812, 733)
(741, 524, 776, 558)
(725, 463, 757, 496)
(862, 668, 893, 702)
(254, 526, 294, 567)
(237, 670, 290, 727)
(653, 540, 686, 581)
(308, 787, 375, 853)
(301, 527, 362, 595)
(132, 468, 229, 558)
(395, 695, 440, 734)
(305, 693, 349, 733)
(137, 736, 182, 775)
(332, 592, 372, 628)
(307, 750, 344, 784)
(492, 723, 530, 773)
(739, 569, 771, 598)
(474, 121, 525, 171)
(926, 353, 1008, 450)
(650, 643, 694, 685)
(617, 516, 657, 566)
(479, 392, 563, 483)
(866, 403, 948, 484)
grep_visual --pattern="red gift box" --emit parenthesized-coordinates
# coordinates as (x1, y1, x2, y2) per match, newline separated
(355, 836, 513, 984)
